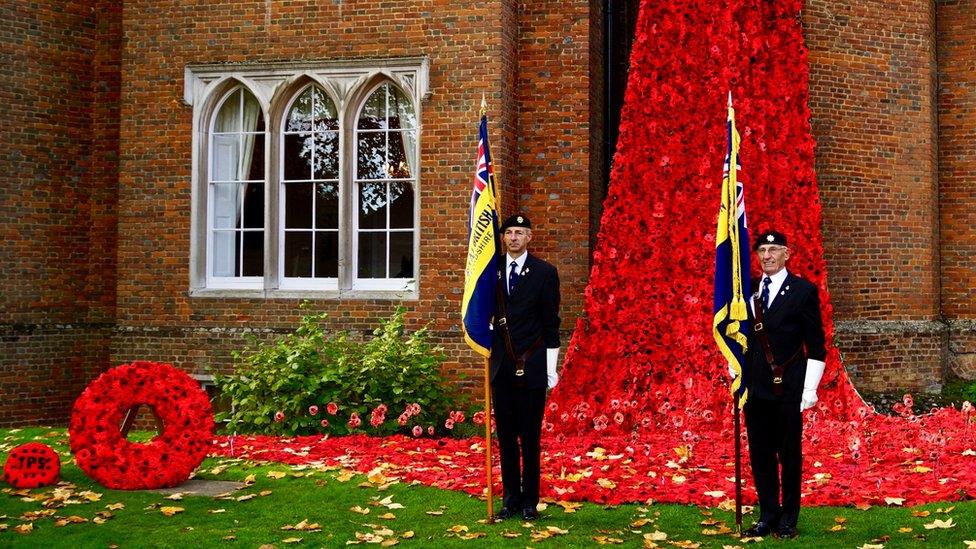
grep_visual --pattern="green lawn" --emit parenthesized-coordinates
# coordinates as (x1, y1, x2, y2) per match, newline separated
(2, 427, 975, 548)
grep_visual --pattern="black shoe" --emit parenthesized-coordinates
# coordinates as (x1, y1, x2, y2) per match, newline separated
(742, 521, 775, 537)
(493, 507, 518, 521)
(522, 507, 539, 521)
(777, 525, 798, 539)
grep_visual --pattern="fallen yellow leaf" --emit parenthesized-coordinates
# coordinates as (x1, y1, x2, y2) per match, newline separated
(160, 507, 184, 516)
(236, 494, 256, 502)
(378, 512, 396, 520)
(350, 506, 370, 515)
(242, 474, 256, 485)
(644, 530, 667, 541)
(898, 527, 913, 533)
(884, 497, 904, 506)
(14, 523, 33, 534)
(54, 516, 88, 527)
(556, 500, 583, 513)
(164, 493, 184, 500)
(402, 531, 414, 539)
(282, 537, 302, 544)
(828, 524, 845, 532)
(447, 525, 469, 533)
(912, 510, 931, 517)
(597, 478, 617, 489)
(631, 518, 654, 528)
(924, 518, 955, 529)
(106, 503, 125, 511)
(703, 490, 725, 498)
(267, 471, 287, 479)
(592, 535, 624, 545)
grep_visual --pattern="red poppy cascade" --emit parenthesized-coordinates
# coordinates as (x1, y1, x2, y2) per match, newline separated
(69, 361, 214, 490)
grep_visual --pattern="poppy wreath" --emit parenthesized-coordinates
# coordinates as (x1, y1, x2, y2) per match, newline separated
(3, 442, 60, 488)
(69, 361, 214, 490)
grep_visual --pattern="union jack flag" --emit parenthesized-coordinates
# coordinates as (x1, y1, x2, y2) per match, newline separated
(462, 103, 501, 357)
(713, 92, 751, 407)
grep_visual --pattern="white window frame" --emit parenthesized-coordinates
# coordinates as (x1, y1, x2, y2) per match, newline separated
(184, 58, 429, 299)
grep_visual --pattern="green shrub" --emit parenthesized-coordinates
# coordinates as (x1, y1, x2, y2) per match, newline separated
(214, 304, 469, 437)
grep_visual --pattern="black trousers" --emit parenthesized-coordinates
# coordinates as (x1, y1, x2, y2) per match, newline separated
(492, 379, 547, 511)
(744, 396, 803, 528)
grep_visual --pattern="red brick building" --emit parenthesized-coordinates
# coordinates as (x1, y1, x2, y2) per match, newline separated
(1, 0, 974, 426)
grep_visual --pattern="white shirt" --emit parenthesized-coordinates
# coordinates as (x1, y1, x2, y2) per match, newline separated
(752, 267, 789, 313)
(505, 252, 528, 295)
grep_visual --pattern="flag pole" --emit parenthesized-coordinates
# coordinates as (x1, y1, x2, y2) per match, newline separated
(734, 399, 743, 533)
(479, 92, 495, 521)
(483, 355, 494, 520)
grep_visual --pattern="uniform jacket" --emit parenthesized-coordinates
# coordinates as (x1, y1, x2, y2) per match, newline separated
(491, 253, 561, 389)
(746, 271, 826, 401)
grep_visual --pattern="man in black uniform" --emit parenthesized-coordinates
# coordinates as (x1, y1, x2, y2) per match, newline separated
(738, 230, 826, 539)
(491, 214, 561, 521)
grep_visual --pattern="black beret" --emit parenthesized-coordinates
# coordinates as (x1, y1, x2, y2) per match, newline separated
(500, 214, 531, 232)
(754, 230, 788, 250)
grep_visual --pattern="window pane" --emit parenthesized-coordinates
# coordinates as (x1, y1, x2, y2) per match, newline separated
(284, 183, 312, 229)
(212, 183, 240, 229)
(242, 183, 263, 228)
(358, 232, 386, 278)
(388, 86, 416, 130)
(283, 133, 312, 181)
(356, 131, 385, 180)
(212, 134, 238, 182)
(242, 231, 263, 276)
(315, 182, 338, 229)
(212, 231, 237, 276)
(312, 87, 338, 130)
(241, 91, 262, 132)
(388, 182, 414, 229)
(359, 182, 386, 229)
(313, 131, 339, 180)
(214, 89, 241, 132)
(387, 131, 413, 178)
(314, 231, 339, 278)
(243, 133, 264, 181)
(284, 232, 313, 277)
(358, 86, 386, 130)
(389, 232, 414, 278)
(287, 87, 313, 132)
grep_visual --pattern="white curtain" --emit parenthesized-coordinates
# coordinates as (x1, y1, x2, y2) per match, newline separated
(212, 89, 261, 277)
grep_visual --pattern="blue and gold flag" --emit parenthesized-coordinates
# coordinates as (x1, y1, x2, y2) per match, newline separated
(713, 93, 751, 407)
(462, 104, 501, 357)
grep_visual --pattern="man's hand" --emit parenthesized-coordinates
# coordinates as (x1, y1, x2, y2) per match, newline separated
(547, 348, 560, 389)
(801, 360, 826, 411)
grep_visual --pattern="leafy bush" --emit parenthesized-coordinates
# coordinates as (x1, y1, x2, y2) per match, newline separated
(214, 304, 470, 437)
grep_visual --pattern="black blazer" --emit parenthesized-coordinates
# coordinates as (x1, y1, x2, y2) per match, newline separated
(745, 271, 826, 401)
(491, 253, 561, 389)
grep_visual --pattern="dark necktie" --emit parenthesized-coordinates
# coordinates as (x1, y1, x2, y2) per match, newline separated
(508, 261, 519, 295)
(760, 276, 772, 313)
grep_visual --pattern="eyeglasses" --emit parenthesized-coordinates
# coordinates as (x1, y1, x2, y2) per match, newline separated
(756, 245, 787, 255)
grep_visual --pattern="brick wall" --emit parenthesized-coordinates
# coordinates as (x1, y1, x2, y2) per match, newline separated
(937, 0, 976, 380)
(0, 0, 120, 426)
(803, 0, 944, 391)
(513, 0, 592, 331)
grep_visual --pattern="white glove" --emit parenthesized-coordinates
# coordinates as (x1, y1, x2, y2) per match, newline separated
(800, 359, 826, 411)
(546, 348, 560, 389)
(727, 362, 738, 379)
